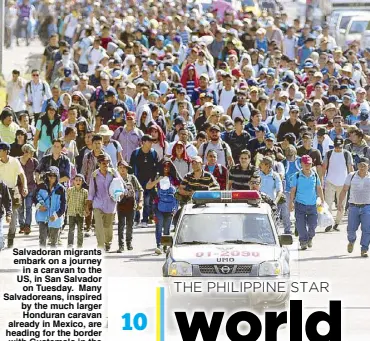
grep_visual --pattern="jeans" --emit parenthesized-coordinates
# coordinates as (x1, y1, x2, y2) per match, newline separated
(155, 206, 173, 246)
(117, 210, 134, 247)
(278, 200, 291, 233)
(325, 181, 346, 225)
(347, 204, 370, 252)
(68, 215, 84, 247)
(39, 222, 59, 247)
(8, 207, 18, 240)
(142, 190, 152, 223)
(295, 202, 318, 243)
(0, 218, 3, 249)
(78, 64, 88, 73)
(18, 190, 34, 227)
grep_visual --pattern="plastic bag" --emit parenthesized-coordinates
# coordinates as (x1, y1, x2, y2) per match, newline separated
(317, 203, 335, 230)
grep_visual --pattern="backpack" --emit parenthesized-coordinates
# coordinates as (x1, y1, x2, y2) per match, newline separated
(132, 148, 157, 177)
(347, 145, 368, 171)
(157, 186, 178, 213)
(202, 141, 229, 168)
(26, 81, 46, 97)
(117, 178, 136, 212)
(326, 149, 351, 173)
(92, 167, 117, 195)
(295, 170, 319, 193)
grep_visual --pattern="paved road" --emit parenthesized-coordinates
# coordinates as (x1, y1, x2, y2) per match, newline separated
(1, 211, 370, 339)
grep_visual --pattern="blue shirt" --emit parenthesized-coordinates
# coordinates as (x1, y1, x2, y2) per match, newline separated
(259, 170, 282, 200)
(36, 119, 63, 153)
(244, 122, 270, 138)
(346, 114, 360, 125)
(291, 170, 321, 206)
(284, 158, 302, 192)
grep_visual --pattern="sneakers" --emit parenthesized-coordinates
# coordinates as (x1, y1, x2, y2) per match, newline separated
(361, 250, 368, 258)
(155, 246, 162, 255)
(333, 224, 340, 231)
(325, 225, 332, 232)
(300, 242, 308, 250)
(105, 244, 111, 252)
(117, 246, 124, 253)
(19, 225, 25, 234)
(67, 244, 73, 248)
(57, 239, 63, 246)
(126, 242, 133, 251)
(308, 239, 313, 248)
(133, 222, 139, 228)
(139, 222, 148, 228)
(347, 242, 354, 253)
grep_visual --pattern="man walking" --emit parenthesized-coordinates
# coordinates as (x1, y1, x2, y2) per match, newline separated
(290, 155, 325, 250)
(87, 155, 120, 251)
(338, 157, 370, 257)
(323, 137, 353, 232)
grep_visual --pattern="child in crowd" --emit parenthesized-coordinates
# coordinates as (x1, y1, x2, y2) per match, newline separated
(67, 174, 88, 248)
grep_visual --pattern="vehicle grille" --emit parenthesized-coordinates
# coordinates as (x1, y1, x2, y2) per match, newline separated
(199, 265, 217, 274)
(198, 265, 253, 275)
(235, 265, 253, 274)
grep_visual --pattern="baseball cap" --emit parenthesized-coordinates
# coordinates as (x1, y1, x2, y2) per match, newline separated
(324, 103, 336, 111)
(97, 154, 110, 163)
(358, 157, 370, 165)
(301, 155, 313, 164)
(276, 102, 285, 110)
(356, 87, 366, 94)
(0, 142, 10, 151)
(317, 127, 328, 136)
(350, 102, 361, 110)
(174, 116, 186, 126)
(117, 160, 132, 169)
(334, 136, 344, 147)
(265, 133, 275, 141)
(192, 156, 203, 163)
(360, 109, 370, 121)
(294, 92, 304, 102)
(126, 111, 136, 119)
(328, 95, 342, 103)
(210, 124, 221, 132)
(289, 105, 299, 112)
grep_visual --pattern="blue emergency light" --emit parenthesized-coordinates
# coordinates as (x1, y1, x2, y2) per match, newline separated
(192, 191, 261, 205)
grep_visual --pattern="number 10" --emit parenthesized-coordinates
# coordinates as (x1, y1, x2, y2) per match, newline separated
(122, 313, 148, 331)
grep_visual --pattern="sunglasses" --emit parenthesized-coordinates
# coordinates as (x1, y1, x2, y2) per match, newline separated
(32, 74, 39, 77)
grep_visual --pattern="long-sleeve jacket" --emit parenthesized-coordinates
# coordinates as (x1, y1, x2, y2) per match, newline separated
(0, 181, 12, 219)
(34, 182, 66, 228)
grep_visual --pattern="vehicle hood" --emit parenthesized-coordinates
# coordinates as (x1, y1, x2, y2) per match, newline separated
(171, 244, 281, 265)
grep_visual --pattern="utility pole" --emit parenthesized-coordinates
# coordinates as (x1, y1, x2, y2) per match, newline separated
(0, 0, 4, 77)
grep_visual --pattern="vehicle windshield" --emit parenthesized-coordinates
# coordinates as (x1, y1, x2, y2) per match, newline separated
(176, 213, 275, 245)
(349, 20, 369, 34)
(243, 0, 255, 6)
(340, 16, 353, 29)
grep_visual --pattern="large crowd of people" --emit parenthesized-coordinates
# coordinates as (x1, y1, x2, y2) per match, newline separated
(0, 0, 370, 258)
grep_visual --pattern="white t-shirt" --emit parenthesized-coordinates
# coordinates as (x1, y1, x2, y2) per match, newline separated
(64, 14, 79, 38)
(283, 36, 297, 61)
(167, 142, 198, 158)
(87, 47, 106, 75)
(325, 151, 348, 186)
(231, 103, 251, 121)
(218, 88, 235, 113)
(0, 157, 25, 189)
(265, 115, 286, 132)
(103, 141, 123, 169)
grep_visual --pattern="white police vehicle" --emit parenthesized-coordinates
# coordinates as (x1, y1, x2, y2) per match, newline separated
(161, 190, 293, 308)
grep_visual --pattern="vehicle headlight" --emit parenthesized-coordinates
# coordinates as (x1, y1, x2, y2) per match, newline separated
(258, 261, 282, 277)
(168, 262, 193, 277)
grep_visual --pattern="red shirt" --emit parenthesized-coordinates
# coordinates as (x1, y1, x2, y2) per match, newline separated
(101, 37, 113, 50)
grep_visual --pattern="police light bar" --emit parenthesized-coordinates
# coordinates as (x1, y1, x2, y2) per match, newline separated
(192, 191, 261, 204)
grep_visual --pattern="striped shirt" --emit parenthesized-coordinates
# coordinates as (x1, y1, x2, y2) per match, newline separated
(181, 170, 220, 192)
(229, 164, 259, 190)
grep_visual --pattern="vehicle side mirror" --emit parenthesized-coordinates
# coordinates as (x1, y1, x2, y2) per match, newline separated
(161, 235, 173, 247)
(339, 28, 346, 34)
(279, 234, 293, 246)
